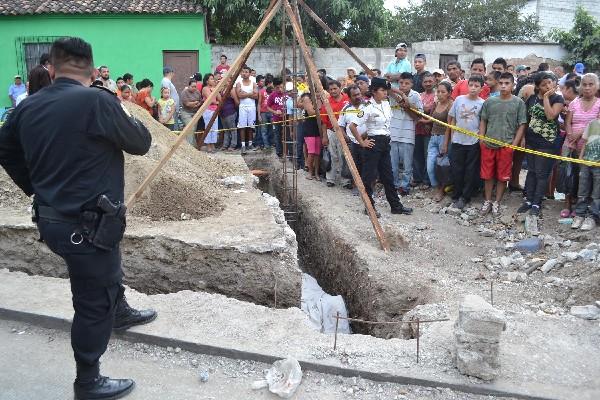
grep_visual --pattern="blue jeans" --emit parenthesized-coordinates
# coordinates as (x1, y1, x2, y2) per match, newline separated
(413, 135, 430, 185)
(259, 112, 272, 148)
(390, 141, 414, 190)
(427, 134, 445, 187)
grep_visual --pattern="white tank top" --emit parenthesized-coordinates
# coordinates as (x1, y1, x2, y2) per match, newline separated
(239, 80, 255, 107)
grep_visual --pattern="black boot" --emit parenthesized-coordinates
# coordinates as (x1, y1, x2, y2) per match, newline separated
(391, 205, 413, 215)
(75, 363, 135, 400)
(74, 376, 135, 400)
(113, 294, 157, 332)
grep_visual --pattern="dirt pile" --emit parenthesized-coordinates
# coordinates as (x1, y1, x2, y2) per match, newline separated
(124, 103, 243, 220)
(0, 103, 244, 221)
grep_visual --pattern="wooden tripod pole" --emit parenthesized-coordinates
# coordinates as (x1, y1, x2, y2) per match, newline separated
(291, 0, 322, 135)
(296, 0, 374, 76)
(126, 0, 282, 208)
(283, 0, 389, 251)
(197, 0, 280, 148)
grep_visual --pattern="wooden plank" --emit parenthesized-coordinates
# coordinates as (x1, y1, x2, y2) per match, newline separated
(283, 0, 389, 251)
(126, 0, 282, 208)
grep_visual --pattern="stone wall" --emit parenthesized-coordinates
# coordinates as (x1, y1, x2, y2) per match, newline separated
(535, 0, 600, 35)
(211, 40, 566, 77)
(211, 45, 394, 77)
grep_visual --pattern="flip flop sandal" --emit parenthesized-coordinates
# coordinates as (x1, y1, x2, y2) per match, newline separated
(560, 209, 570, 218)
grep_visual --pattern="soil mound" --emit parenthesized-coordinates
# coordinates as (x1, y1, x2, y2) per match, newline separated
(0, 102, 243, 221)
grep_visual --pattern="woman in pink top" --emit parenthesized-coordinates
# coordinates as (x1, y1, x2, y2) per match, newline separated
(201, 74, 221, 153)
(564, 73, 600, 211)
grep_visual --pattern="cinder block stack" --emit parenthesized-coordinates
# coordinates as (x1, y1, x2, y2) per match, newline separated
(454, 295, 506, 381)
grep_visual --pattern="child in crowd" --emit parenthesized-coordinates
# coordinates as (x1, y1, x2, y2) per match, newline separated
(119, 84, 134, 103)
(518, 72, 564, 216)
(572, 118, 600, 230)
(389, 72, 423, 196)
(446, 75, 485, 210)
(486, 71, 501, 97)
(479, 72, 527, 216)
(157, 87, 176, 131)
(267, 78, 287, 158)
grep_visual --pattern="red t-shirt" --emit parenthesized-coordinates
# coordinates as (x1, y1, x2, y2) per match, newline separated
(215, 64, 230, 74)
(136, 90, 153, 114)
(196, 82, 203, 92)
(451, 80, 490, 100)
(320, 94, 350, 129)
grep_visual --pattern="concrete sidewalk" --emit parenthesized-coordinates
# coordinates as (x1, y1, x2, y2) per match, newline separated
(0, 320, 516, 400)
(0, 268, 598, 400)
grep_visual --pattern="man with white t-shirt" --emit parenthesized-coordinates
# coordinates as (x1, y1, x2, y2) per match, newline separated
(236, 65, 258, 155)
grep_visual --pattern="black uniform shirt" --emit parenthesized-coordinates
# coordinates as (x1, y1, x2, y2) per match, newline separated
(0, 77, 151, 215)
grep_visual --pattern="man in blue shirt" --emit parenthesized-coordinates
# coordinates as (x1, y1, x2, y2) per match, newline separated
(8, 75, 26, 107)
(384, 43, 412, 88)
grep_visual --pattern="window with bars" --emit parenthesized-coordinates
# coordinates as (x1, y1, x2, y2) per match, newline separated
(15, 36, 61, 79)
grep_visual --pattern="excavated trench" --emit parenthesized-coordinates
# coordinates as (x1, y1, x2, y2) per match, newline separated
(246, 154, 429, 338)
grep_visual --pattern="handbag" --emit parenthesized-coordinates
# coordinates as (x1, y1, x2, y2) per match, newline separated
(435, 154, 452, 187)
(321, 148, 332, 174)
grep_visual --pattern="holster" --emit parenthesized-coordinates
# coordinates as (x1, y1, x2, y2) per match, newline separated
(89, 195, 127, 251)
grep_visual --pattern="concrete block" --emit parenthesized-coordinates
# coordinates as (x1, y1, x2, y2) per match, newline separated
(454, 295, 505, 381)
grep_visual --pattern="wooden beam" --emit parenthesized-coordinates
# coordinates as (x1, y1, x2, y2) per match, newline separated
(197, 0, 281, 148)
(126, 0, 282, 208)
(283, 0, 389, 251)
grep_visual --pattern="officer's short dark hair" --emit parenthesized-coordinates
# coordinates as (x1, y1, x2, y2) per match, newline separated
(399, 72, 413, 81)
(327, 80, 341, 89)
(50, 37, 94, 77)
(499, 72, 515, 83)
(123, 73, 133, 81)
(39, 53, 50, 65)
(468, 75, 484, 87)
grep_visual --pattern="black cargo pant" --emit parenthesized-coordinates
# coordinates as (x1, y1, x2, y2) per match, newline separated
(37, 218, 123, 383)
(450, 142, 481, 202)
(360, 135, 402, 209)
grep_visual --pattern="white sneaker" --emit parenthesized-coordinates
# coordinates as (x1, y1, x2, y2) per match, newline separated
(580, 217, 596, 231)
(480, 200, 492, 216)
(492, 201, 500, 216)
(571, 216, 584, 229)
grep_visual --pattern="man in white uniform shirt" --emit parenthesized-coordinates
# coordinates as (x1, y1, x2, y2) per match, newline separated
(350, 77, 413, 216)
(339, 85, 367, 184)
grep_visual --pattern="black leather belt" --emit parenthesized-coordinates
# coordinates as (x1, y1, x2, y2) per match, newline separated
(37, 206, 79, 224)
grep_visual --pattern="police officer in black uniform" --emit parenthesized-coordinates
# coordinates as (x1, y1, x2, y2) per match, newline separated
(0, 37, 157, 400)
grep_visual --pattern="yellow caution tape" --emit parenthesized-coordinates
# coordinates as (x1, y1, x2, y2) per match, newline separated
(406, 107, 600, 167)
(173, 104, 599, 167)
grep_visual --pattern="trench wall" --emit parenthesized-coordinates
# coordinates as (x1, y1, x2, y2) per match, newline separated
(0, 223, 300, 308)
(248, 154, 432, 338)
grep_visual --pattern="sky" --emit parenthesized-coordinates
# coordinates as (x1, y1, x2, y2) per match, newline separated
(384, 0, 418, 11)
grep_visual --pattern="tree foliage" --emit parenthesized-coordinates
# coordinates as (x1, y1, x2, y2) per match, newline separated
(387, 0, 541, 44)
(551, 7, 600, 71)
(198, 0, 390, 47)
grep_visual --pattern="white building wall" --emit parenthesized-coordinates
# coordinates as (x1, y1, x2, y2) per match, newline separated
(528, 0, 600, 35)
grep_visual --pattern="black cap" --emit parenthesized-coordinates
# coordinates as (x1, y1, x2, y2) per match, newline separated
(369, 77, 390, 91)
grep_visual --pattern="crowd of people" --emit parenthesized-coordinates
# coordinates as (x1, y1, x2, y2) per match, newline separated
(9, 47, 600, 228)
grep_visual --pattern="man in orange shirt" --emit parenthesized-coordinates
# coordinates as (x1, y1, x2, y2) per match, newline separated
(451, 58, 491, 100)
(320, 80, 350, 187)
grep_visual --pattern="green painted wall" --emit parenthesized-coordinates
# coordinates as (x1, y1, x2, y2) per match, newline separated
(0, 13, 211, 108)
